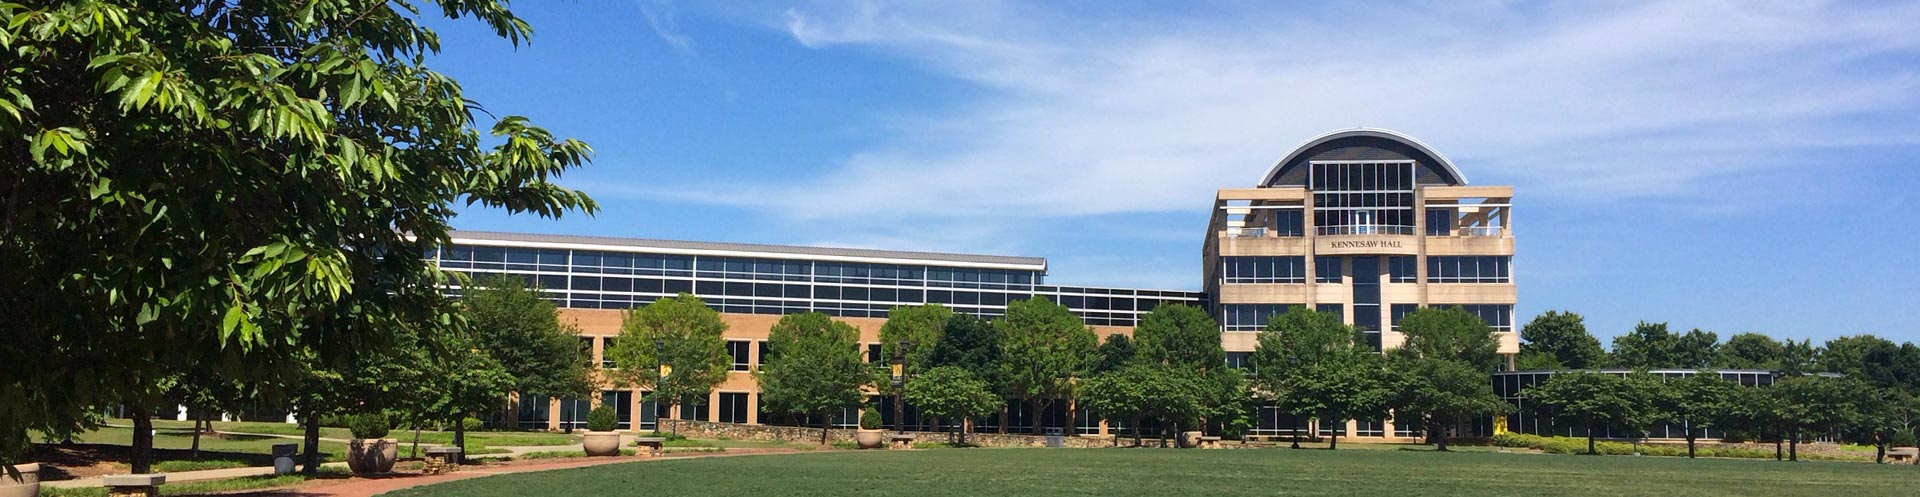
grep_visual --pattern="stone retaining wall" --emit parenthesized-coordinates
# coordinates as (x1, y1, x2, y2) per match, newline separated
(663, 421, 1112, 448)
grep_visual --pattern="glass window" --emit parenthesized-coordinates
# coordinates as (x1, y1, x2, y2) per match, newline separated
(600, 390, 633, 430)
(1315, 303, 1343, 321)
(1222, 256, 1307, 284)
(718, 393, 750, 424)
(1387, 256, 1417, 283)
(1426, 256, 1511, 283)
(1426, 208, 1456, 236)
(601, 337, 617, 369)
(679, 395, 709, 421)
(728, 340, 751, 371)
(1316, 257, 1342, 284)
(1221, 304, 1295, 331)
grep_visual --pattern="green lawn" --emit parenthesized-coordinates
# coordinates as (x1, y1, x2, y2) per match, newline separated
(130, 419, 580, 447)
(382, 447, 1920, 497)
(57, 426, 348, 462)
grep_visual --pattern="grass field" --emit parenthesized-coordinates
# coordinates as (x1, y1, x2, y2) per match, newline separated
(382, 447, 1920, 497)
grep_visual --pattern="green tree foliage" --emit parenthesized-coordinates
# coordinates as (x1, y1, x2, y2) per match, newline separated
(1, 0, 595, 469)
(607, 294, 731, 433)
(758, 312, 867, 444)
(1721, 384, 1789, 459)
(1093, 334, 1137, 374)
(1252, 307, 1388, 449)
(996, 297, 1098, 434)
(1774, 375, 1855, 461)
(927, 314, 1002, 392)
(1078, 363, 1202, 447)
(585, 405, 619, 432)
(903, 366, 1001, 445)
(1133, 304, 1225, 371)
(1386, 356, 1507, 451)
(410, 324, 513, 456)
(1395, 307, 1501, 372)
(1777, 339, 1819, 376)
(1658, 372, 1735, 458)
(1610, 322, 1718, 369)
(1841, 381, 1916, 463)
(879, 304, 953, 376)
(1715, 333, 1784, 369)
(1523, 371, 1663, 455)
(1517, 310, 1605, 370)
(465, 275, 593, 399)
(1819, 335, 1900, 379)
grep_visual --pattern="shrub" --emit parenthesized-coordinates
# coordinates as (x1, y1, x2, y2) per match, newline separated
(859, 405, 884, 430)
(347, 412, 391, 439)
(461, 417, 485, 432)
(586, 405, 620, 432)
(1893, 431, 1918, 447)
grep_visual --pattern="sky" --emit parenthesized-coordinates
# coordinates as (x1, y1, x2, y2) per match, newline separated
(424, 1, 1920, 346)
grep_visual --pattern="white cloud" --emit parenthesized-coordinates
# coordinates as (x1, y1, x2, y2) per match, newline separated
(598, 1, 1920, 287)
(636, 0, 696, 54)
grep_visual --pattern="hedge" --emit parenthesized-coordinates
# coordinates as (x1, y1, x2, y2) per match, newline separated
(1490, 433, 1854, 460)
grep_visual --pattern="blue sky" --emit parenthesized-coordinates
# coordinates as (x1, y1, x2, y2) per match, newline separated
(427, 1, 1920, 345)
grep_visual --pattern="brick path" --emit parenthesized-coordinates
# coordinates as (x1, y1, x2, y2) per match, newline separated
(229, 448, 803, 497)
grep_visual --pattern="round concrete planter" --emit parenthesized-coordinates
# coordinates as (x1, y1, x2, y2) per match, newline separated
(854, 429, 887, 449)
(1177, 431, 1205, 448)
(346, 439, 398, 475)
(582, 431, 623, 456)
(0, 463, 39, 497)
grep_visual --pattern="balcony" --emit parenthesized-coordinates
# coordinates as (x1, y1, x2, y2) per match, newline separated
(1315, 225, 1416, 236)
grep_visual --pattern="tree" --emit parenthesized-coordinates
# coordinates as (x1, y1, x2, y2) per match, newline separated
(1524, 371, 1663, 455)
(606, 294, 731, 433)
(1252, 307, 1387, 449)
(1820, 335, 1900, 379)
(1093, 334, 1137, 374)
(757, 312, 868, 444)
(465, 274, 594, 402)
(879, 304, 953, 375)
(1659, 372, 1735, 458)
(1722, 384, 1788, 460)
(1396, 307, 1501, 372)
(996, 297, 1098, 434)
(1, 0, 595, 471)
(410, 323, 514, 458)
(1715, 333, 1785, 369)
(1078, 364, 1201, 447)
(904, 366, 1001, 445)
(1387, 356, 1507, 451)
(1611, 322, 1718, 369)
(1518, 310, 1606, 370)
(1133, 304, 1225, 371)
(1842, 381, 1915, 464)
(927, 314, 1002, 389)
(1775, 375, 1854, 461)
(1778, 339, 1819, 376)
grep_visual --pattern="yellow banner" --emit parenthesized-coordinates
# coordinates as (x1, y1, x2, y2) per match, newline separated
(658, 364, 673, 378)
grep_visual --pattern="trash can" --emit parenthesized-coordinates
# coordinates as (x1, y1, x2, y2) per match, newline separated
(1044, 428, 1064, 448)
(271, 443, 298, 475)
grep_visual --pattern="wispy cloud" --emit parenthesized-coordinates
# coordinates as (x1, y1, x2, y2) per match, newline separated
(636, 0, 696, 55)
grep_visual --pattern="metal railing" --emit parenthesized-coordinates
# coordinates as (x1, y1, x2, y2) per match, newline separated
(1314, 225, 1416, 236)
(1459, 226, 1504, 237)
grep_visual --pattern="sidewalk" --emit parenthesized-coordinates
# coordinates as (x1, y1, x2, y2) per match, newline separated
(238, 448, 801, 497)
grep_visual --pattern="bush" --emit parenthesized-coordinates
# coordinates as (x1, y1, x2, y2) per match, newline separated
(1893, 431, 1918, 447)
(461, 417, 485, 432)
(859, 405, 884, 430)
(585, 405, 620, 432)
(347, 412, 391, 439)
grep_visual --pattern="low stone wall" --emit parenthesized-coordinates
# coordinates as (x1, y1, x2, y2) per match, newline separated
(663, 421, 1110, 448)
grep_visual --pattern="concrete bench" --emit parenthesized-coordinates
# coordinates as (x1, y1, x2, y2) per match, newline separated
(1198, 436, 1224, 449)
(889, 434, 916, 450)
(104, 474, 165, 497)
(423, 447, 463, 474)
(634, 437, 666, 457)
(1887, 447, 1918, 464)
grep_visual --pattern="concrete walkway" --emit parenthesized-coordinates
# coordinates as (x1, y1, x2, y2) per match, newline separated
(235, 449, 803, 497)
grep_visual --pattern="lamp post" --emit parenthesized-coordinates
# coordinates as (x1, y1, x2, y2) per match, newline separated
(891, 340, 913, 434)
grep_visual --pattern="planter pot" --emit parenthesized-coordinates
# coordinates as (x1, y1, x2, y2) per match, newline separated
(0, 463, 38, 497)
(347, 439, 398, 475)
(1177, 431, 1205, 449)
(582, 431, 623, 456)
(854, 430, 887, 450)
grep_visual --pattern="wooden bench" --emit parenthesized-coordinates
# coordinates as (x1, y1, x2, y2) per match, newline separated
(889, 434, 916, 450)
(1887, 447, 1917, 464)
(634, 437, 666, 458)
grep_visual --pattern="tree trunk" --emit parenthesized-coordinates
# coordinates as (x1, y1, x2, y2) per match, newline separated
(1330, 430, 1339, 450)
(1435, 426, 1450, 452)
(453, 411, 467, 463)
(1587, 431, 1597, 455)
(1789, 429, 1799, 462)
(1774, 435, 1782, 461)
(1686, 434, 1696, 459)
(998, 406, 1008, 434)
(190, 413, 204, 460)
(411, 426, 424, 459)
(956, 417, 966, 446)
(130, 406, 154, 474)
(302, 411, 322, 476)
(819, 416, 830, 445)
(1031, 398, 1046, 435)
(1291, 423, 1301, 449)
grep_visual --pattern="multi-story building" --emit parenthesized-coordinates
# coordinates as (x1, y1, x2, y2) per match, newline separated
(424, 127, 1518, 441)
(1203, 128, 1519, 439)
(434, 230, 1205, 433)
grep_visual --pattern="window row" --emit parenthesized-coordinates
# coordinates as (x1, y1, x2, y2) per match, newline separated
(1221, 256, 1307, 284)
(1220, 304, 1299, 331)
(1428, 256, 1510, 283)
